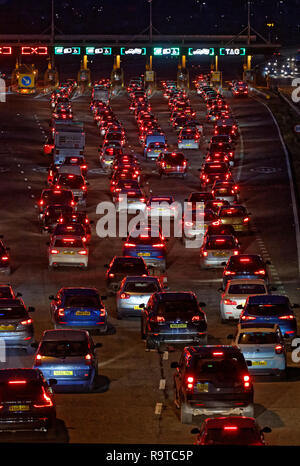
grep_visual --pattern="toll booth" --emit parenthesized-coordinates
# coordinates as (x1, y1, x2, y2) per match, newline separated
(44, 61, 59, 89)
(177, 65, 189, 90)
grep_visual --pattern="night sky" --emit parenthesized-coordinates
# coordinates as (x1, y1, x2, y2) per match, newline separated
(0, 0, 299, 45)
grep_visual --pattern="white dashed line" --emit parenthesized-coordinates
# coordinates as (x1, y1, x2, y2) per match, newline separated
(163, 351, 169, 360)
(159, 379, 166, 390)
(154, 403, 163, 415)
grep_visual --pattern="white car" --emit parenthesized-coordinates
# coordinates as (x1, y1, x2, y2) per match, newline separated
(48, 235, 88, 270)
(219, 279, 269, 322)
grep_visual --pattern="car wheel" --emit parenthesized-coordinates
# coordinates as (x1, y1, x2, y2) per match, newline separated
(180, 403, 193, 424)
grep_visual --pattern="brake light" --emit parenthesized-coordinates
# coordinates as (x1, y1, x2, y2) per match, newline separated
(233, 250, 239, 256)
(186, 376, 194, 390)
(120, 293, 130, 299)
(85, 354, 92, 365)
(224, 299, 237, 305)
(35, 354, 42, 366)
(124, 242, 136, 247)
(275, 344, 284, 354)
(140, 198, 146, 202)
(224, 426, 238, 431)
(192, 315, 201, 322)
(224, 271, 235, 275)
(108, 273, 115, 278)
(241, 315, 256, 321)
(243, 374, 251, 389)
(34, 386, 53, 408)
(203, 251, 208, 257)
(78, 250, 87, 255)
(153, 243, 165, 248)
(243, 217, 249, 223)
(39, 200, 44, 206)
(50, 249, 59, 254)
(8, 380, 27, 384)
(279, 314, 294, 320)
(185, 221, 193, 227)
(254, 269, 266, 275)
(1, 256, 8, 261)
(212, 351, 224, 357)
(20, 318, 33, 326)
(58, 308, 65, 317)
(150, 315, 165, 323)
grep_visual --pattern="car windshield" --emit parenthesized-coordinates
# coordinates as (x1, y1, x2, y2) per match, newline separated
(111, 260, 147, 274)
(39, 340, 89, 357)
(124, 281, 159, 293)
(64, 295, 101, 308)
(246, 304, 291, 316)
(54, 238, 84, 248)
(206, 428, 261, 445)
(0, 380, 44, 402)
(0, 306, 28, 319)
(228, 284, 266, 294)
(238, 332, 280, 344)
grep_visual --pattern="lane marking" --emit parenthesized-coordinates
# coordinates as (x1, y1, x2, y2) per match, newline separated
(163, 351, 168, 360)
(98, 346, 139, 368)
(154, 403, 163, 415)
(159, 379, 166, 390)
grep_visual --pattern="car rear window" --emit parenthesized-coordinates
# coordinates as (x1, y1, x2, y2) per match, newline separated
(54, 238, 84, 248)
(228, 284, 266, 294)
(57, 175, 84, 189)
(164, 153, 185, 164)
(203, 164, 227, 173)
(0, 306, 28, 319)
(156, 300, 198, 317)
(206, 238, 235, 249)
(42, 190, 73, 202)
(229, 257, 264, 270)
(206, 428, 261, 445)
(124, 281, 159, 293)
(220, 207, 246, 217)
(64, 295, 101, 308)
(0, 381, 43, 402)
(246, 304, 291, 316)
(194, 355, 245, 381)
(111, 259, 147, 274)
(238, 332, 280, 344)
(39, 340, 89, 357)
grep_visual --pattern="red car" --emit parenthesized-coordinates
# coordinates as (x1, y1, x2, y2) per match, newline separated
(191, 416, 271, 445)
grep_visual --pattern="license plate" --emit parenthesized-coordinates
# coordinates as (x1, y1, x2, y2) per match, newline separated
(9, 405, 29, 412)
(185, 143, 192, 147)
(196, 383, 208, 393)
(170, 323, 187, 328)
(213, 251, 227, 257)
(76, 311, 91, 316)
(53, 370, 73, 376)
(219, 189, 227, 193)
(63, 251, 75, 255)
(252, 361, 267, 366)
(134, 305, 141, 310)
(166, 165, 172, 168)
(138, 252, 150, 256)
(0, 325, 15, 331)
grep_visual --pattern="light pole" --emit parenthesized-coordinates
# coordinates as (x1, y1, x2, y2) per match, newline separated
(149, 0, 153, 44)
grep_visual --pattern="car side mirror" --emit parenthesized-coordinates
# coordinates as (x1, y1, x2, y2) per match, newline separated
(170, 362, 179, 369)
(236, 304, 243, 310)
(227, 334, 234, 340)
(246, 360, 252, 367)
(261, 427, 272, 434)
(191, 428, 200, 434)
(28, 306, 35, 312)
(199, 301, 206, 307)
(94, 343, 102, 348)
(49, 378, 57, 386)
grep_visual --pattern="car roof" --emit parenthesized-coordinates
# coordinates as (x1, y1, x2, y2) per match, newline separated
(154, 291, 196, 301)
(42, 329, 89, 341)
(0, 368, 42, 382)
(60, 287, 99, 295)
(247, 295, 289, 305)
(184, 345, 242, 356)
(227, 279, 267, 286)
(205, 416, 256, 429)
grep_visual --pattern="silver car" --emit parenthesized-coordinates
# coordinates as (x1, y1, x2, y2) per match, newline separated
(178, 128, 200, 149)
(0, 299, 35, 351)
(116, 276, 162, 319)
(199, 234, 240, 269)
(48, 235, 88, 270)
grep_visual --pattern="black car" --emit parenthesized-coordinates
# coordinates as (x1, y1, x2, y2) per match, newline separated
(105, 256, 149, 293)
(0, 368, 57, 437)
(223, 254, 270, 288)
(171, 345, 254, 424)
(141, 292, 207, 350)
(205, 223, 237, 238)
(41, 205, 74, 234)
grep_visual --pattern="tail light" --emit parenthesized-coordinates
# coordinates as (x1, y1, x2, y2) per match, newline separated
(150, 315, 165, 323)
(39, 200, 44, 206)
(241, 315, 256, 321)
(108, 273, 115, 278)
(99, 308, 106, 317)
(78, 250, 87, 255)
(153, 243, 165, 248)
(35, 354, 42, 366)
(85, 354, 92, 365)
(57, 308, 65, 317)
(140, 198, 146, 202)
(279, 314, 294, 320)
(70, 200, 76, 207)
(192, 315, 202, 322)
(20, 318, 33, 326)
(161, 162, 166, 168)
(8, 380, 27, 385)
(212, 351, 224, 357)
(224, 271, 236, 276)
(224, 299, 237, 305)
(186, 376, 194, 390)
(224, 426, 238, 431)
(124, 242, 136, 247)
(203, 251, 208, 257)
(120, 293, 130, 299)
(243, 217, 249, 223)
(275, 344, 284, 354)
(81, 185, 87, 191)
(233, 250, 239, 256)
(50, 249, 59, 254)
(1, 256, 8, 261)
(34, 386, 53, 408)
(243, 374, 251, 389)
(254, 269, 266, 275)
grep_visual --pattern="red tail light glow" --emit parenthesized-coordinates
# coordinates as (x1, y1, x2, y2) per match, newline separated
(279, 314, 294, 320)
(254, 270, 266, 275)
(20, 318, 33, 326)
(224, 299, 237, 305)
(212, 351, 224, 357)
(150, 315, 165, 323)
(120, 293, 130, 299)
(224, 426, 238, 431)
(275, 344, 284, 354)
(78, 250, 87, 255)
(34, 386, 53, 408)
(8, 380, 27, 384)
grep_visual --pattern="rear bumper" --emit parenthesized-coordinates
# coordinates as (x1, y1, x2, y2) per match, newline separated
(0, 414, 55, 432)
(150, 332, 207, 345)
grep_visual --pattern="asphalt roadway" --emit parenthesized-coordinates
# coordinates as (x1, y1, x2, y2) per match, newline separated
(0, 77, 299, 444)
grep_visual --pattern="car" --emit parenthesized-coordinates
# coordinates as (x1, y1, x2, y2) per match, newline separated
(146, 195, 179, 219)
(178, 128, 200, 149)
(205, 222, 237, 239)
(33, 329, 101, 392)
(48, 235, 88, 270)
(0, 238, 11, 275)
(228, 323, 287, 378)
(171, 345, 254, 423)
(99, 147, 123, 170)
(141, 292, 207, 350)
(113, 180, 147, 213)
(49, 287, 107, 332)
(219, 279, 269, 322)
(116, 276, 163, 319)
(199, 162, 231, 188)
(223, 254, 270, 288)
(185, 192, 214, 210)
(54, 174, 88, 207)
(205, 199, 230, 214)
(200, 235, 240, 269)
(191, 416, 271, 445)
(211, 184, 239, 204)
(110, 167, 141, 187)
(0, 368, 57, 436)
(122, 226, 167, 272)
(218, 205, 251, 233)
(57, 211, 92, 242)
(105, 256, 149, 293)
(41, 205, 74, 234)
(52, 222, 89, 245)
(144, 142, 168, 160)
(60, 156, 88, 178)
(156, 152, 188, 178)
(0, 285, 22, 300)
(239, 295, 298, 340)
(37, 189, 75, 219)
(0, 299, 35, 351)
(208, 142, 235, 166)
(181, 208, 219, 248)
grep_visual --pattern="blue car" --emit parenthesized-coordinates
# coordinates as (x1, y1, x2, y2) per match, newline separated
(49, 287, 108, 334)
(239, 295, 298, 340)
(33, 329, 101, 392)
(122, 226, 167, 272)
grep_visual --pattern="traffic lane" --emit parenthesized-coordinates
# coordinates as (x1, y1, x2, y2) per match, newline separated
(230, 96, 299, 297)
